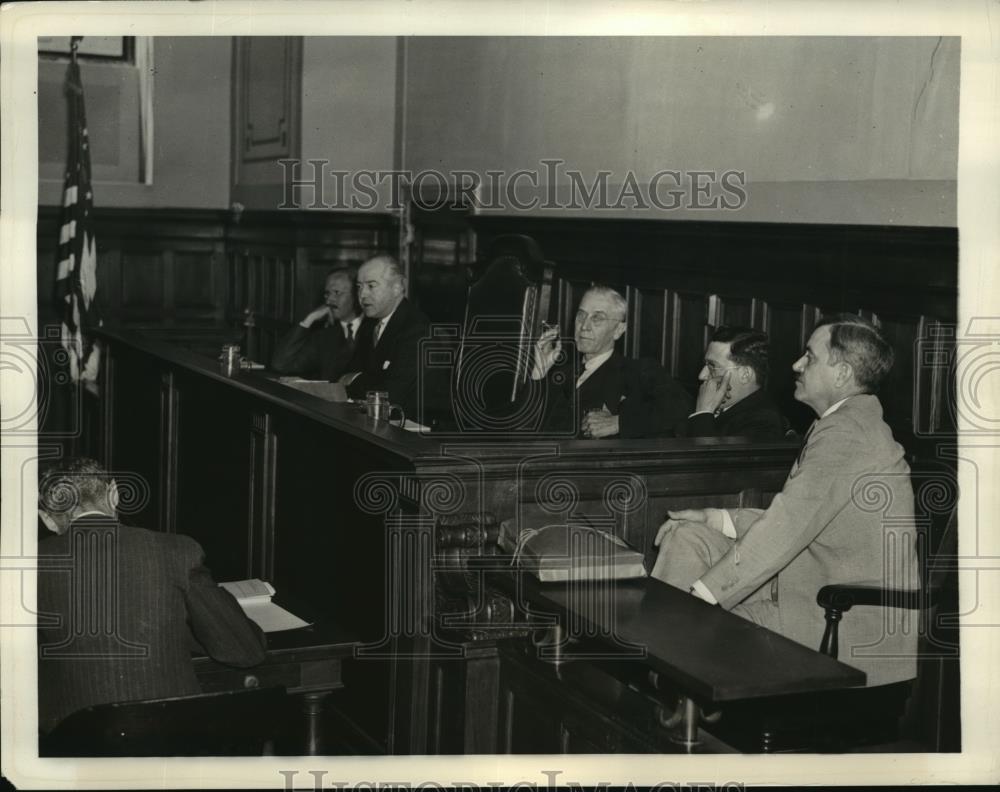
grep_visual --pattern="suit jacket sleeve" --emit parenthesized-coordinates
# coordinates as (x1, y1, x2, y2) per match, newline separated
(617, 360, 693, 438)
(346, 319, 427, 416)
(727, 506, 765, 539)
(682, 404, 785, 441)
(701, 414, 862, 609)
(271, 325, 318, 376)
(681, 411, 722, 438)
(176, 536, 266, 667)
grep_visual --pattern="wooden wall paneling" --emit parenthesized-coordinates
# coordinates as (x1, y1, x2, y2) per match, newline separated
(408, 203, 474, 324)
(750, 297, 768, 330)
(762, 300, 814, 432)
(672, 291, 710, 386)
(470, 217, 957, 322)
(172, 251, 213, 311)
(119, 248, 166, 318)
(293, 246, 313, 324)
(632, 287, 669, 366)
(873, 311, 925, 432)
(710, 293, 755, 330)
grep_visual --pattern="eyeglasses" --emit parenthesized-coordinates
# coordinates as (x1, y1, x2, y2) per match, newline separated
(702, 363, 740, 379)
(574, 310, 623, 328)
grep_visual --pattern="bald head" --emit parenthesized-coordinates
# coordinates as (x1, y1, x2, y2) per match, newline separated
(357, 255, 405, 319)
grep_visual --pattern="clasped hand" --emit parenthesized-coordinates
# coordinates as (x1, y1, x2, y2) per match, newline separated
(581, 405, 619, 438)
(653, 507, 725, 547)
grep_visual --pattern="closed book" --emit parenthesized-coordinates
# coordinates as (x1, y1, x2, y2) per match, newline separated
(514, 523, 647, 582)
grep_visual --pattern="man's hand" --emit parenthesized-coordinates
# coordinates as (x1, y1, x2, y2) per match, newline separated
(581, 405, 619, 438)
(531, 326, 562, 380)
(695, 369, 733, 414)
(338, 371, 360, 387)
(300, 305, 333, 329)
(653, 507, 725, 546)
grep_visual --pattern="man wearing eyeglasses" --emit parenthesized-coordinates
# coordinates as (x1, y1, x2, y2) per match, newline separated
(531, 285, 691, 438)
(675, 326, 786, 441)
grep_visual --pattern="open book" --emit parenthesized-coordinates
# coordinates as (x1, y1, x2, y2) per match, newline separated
(219, 578, 311, 633)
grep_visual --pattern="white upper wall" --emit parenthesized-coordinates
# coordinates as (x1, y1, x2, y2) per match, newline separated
(39, 36, 958, 226)
(403, 36, 959, 225)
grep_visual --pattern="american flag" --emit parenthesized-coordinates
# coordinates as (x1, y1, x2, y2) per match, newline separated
(56, 37, 102, 394)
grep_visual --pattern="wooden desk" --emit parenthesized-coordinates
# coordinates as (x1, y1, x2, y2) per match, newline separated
(95, 328, 805, 754)
(193, 620, 359, 754)
(512, 574, 866, 700)
(494, 572, 865, 750)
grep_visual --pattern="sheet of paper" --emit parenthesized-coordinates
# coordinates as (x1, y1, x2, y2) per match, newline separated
(276, 378, 348, 402)
(240, 600, 311, 633)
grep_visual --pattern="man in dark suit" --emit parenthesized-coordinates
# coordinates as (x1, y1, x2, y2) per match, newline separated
(675, 326, 786, 441)
(36, 458, 266, 734)
(340, 254, 430, 420)
(531, 285, 691, 438)
(271, 267, 366, 381)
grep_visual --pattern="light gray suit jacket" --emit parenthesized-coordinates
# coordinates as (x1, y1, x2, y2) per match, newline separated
(701, 394, 920, 687)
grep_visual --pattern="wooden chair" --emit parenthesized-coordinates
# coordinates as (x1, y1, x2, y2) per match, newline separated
(451, 234, 554, 431)
(705, 489, 958, 752)
(40, 686, 287, 757)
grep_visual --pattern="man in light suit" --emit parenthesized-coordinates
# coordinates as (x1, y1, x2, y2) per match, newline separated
(651, 314, 919, 687)
(531, 285, 691, 438)
(37, 458, 266, 734)
(341, 254, 430, 420)
(271, 267, 367, 381)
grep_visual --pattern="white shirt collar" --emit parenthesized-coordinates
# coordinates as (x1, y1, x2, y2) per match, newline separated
(378, 304, 400, 334)
(341, 315, 362, 335)
(820, 396, 851, 418)
(577, 349, 614, 388)
(582, 349, 614, 373)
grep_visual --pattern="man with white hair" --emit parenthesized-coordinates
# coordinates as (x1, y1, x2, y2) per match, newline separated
(532, 285, 691, 438)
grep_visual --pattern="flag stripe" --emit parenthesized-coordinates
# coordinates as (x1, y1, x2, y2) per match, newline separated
(56, 52, 102, 389)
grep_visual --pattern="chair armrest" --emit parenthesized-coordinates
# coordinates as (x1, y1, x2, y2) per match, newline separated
(816, 585, 927, 613)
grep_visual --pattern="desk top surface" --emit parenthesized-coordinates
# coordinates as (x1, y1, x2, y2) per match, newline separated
(505, 572, 866, 702)
(99, 328, 800, 471)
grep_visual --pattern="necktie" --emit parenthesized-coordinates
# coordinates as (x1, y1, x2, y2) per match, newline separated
(344, 322, 355, 354)
(374, 319, 386, 346)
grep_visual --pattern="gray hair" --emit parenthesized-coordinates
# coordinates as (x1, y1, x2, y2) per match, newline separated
(39, 457, 113, 517)
(814, 313, 894, 392)
(582, 285, 627, 320)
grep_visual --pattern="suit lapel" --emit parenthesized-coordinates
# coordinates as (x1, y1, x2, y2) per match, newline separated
(577, 352, 624, 413)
